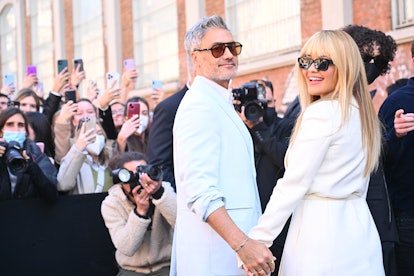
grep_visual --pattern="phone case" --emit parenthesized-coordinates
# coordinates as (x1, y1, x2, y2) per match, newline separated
(73, 59, 84, 72)
(106, 72, 120, 89)
(123, 59, 135, 71)
(126, 102, 140, 119)
(57, 59, 68, 74)
(152, 80, 163, 90)
(65, 90, 76, 103)
(26, 65, 37, 76)
(3, 74, 15, 87)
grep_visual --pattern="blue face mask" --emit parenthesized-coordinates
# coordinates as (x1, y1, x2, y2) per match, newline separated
(2, 130, 26, 146)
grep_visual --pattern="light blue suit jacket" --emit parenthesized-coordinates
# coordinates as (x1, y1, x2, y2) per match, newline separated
(171, 76, 262, 275)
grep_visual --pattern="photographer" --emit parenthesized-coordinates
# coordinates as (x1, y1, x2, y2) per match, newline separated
(235, 80, 294, 273)
(0, 108, 58, 201)
(101, 152, 176, 276)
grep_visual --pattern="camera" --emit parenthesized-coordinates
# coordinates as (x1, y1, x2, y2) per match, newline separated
(111, 164, 163, 192)
(137, 165, 163, 182)
(0, 141, 28, 174)
(232, 81, 267, 122)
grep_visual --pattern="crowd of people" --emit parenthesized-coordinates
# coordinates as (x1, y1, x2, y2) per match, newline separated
(1, 14, 413, 276)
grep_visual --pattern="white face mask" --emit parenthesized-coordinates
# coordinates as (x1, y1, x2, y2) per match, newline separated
(136, 115, 149, 135)
(86, 134, 105, 155)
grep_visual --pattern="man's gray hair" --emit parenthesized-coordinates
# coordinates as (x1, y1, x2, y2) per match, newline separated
(184, 15, 231, 57)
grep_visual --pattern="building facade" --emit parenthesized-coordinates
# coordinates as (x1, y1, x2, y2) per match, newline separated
(0, 0, 413, 113)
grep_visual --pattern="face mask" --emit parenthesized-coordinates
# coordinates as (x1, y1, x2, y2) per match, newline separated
(86, 134, 105, 155)
(136, 115, 149, 135)
(364, 62, 381, 85)
(2, 130, 26, 146)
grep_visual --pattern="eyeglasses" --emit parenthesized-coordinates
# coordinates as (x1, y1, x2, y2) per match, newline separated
(193, 42, 242, 58)
(297, 57, 334, 71)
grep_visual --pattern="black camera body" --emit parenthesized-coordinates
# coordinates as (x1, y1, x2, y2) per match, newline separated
(232, 81, 267, 122)
(0, 141, 28, 174)
(112, 164, 163, 192)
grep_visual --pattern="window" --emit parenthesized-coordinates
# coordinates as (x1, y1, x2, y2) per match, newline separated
(132, 0, 179, 87)
(28, 0, 54, 92)
(72, 0, 104, 90)
(394, 0, 414, 27)
(0, 5, 17, 81)
(226, 0, 301, 63)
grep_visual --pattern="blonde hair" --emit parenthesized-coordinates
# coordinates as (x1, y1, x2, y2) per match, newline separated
(291, 30, 381, 175)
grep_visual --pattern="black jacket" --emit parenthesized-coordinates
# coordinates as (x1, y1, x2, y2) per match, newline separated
(0, 139, 58, 202)
(147, 84, 188, 190)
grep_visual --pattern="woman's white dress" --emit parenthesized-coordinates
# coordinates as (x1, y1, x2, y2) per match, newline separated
(249, 99, 385, 276)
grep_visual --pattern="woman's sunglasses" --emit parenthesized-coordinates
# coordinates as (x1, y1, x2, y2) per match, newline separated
(194, 42, 243, 58)
(297, 57, 334, 71)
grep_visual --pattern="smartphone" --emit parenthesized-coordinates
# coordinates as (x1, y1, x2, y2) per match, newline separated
(106, 72, 120, 89)
(3, 74, 15, 87)
(37, 82, 44, 94)
(152, 80, 163, 90)
(77, 116, 97, 142)
(26, 65, 37, 76)
(123, 59, 135, 71)
(65, 89, 76, 103)
(57, 59, 68, 74)
(36, 142, 45, 153)
(126, 102, 140, 119)
(73, 58, 84, 72)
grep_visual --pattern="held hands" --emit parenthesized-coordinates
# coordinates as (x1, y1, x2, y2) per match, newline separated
(237, 238, 276, 276)
(394, 109, 414, 138)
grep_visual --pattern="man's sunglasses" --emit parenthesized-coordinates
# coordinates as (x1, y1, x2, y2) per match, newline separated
(194, 42, 242, 58)
(297, 57, 334, 71)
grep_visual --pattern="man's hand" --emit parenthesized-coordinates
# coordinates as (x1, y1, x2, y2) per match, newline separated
(394, 109, 414, 138)
(237, 239, 276, 276)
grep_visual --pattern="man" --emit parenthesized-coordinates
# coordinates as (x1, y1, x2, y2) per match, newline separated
(147, 55, 196, 190)
(171, 15, 274, 276)
(378, 38, 414, 276)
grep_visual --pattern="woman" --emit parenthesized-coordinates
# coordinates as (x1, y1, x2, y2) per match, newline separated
(101, 151, 176, 276)
(26, 111, 56, 162)
(15, 88, 42, 113)
(0, 108, 58, 201)
(240, 30, 384, 275)
(56, 98, 115, 194)
(116, 97, 151, 154)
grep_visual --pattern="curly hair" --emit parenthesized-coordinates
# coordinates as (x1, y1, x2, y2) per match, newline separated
(342, 24, 397, 75)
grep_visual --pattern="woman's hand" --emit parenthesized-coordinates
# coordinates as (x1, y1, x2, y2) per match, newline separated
(139, 173, 162, 195)
(98, 80, 121, 109)
(74, 123, 96, 151)
(71, 64, 86, 87)
(132, 185, 150, 216)
(52, 68, 70, 94)
(55, 101, 78, 124)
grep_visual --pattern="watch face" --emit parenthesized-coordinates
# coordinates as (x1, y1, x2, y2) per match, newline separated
(118, 169, 131, 182)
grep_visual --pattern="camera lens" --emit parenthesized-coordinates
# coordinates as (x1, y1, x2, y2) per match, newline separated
(244, 102, 264, 122)
(5, 142, 28, 174)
